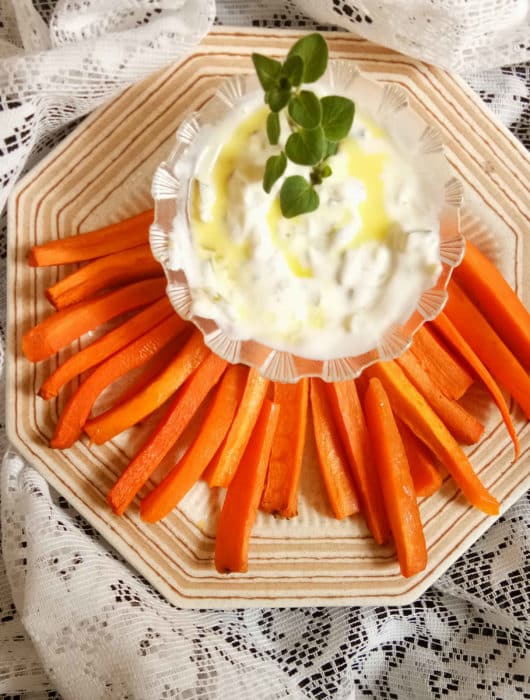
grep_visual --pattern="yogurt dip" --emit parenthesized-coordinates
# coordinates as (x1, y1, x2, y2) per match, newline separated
(169, 92, 442, 360)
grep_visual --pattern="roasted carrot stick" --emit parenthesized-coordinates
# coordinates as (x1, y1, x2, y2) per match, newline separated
(28, 210, 153, 267)
(432, 312, 520, 459)
(325, 380, 390, 544)
(206, 368, 270, 489)
(46, 244, 162, 309)
(84, 330, 211, 445)
(260, 379, 308, 518)
(366, 361, 499, 515)
(50, 314, 186, 449)
(454, 238, 530, 368)
(108, 352, 228, 515)
(39, 297, 175, 399)
(411, 325, 473, 400)
(215, 400, 280, 574)
(446, 280, 530, 420)
(22, 277, 167, 363)
(364, 378, 428, 578)
(310, 379, 360, 519)
(397, 350, 484, 444)
(141, 365, 249, 523)
(397, 419, 443, 498)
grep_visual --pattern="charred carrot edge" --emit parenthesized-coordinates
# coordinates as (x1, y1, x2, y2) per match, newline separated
(432, 312, 520, 459)
(454, 238, 530, 368)
(84, 330, 211, 445)
(366, 361, 499, 516)
(108, 353, 228, 516)
(206, 368, 270, 489)
(260, 379, 309, 518)
(310, 379, 360, 519)
(364, 378, 428, 578)
(22, 277, 167, 363)
(28, 210, 153, 267)
(50, 314, 186, 449)
(397, 419, 443, 498)
(325, 380, 390, 544)
(215, 400, 280, 574)
(397, 350, 484, 445)
(46, 244, 162, 310)
(446, 280, 530, 420)
(140, 365, 249, 523)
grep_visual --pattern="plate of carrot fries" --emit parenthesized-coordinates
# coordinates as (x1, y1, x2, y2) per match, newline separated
(6, 29, 530, 607)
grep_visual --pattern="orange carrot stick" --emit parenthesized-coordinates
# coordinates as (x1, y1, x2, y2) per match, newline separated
(28, 210, 153, 267)
(39, 297, 175, 399)
(141, 365, 249, 523)
(46, 244, 162, 309)
(310, 379, 360, 519)
(397, 350, 484, 444)
(397, 419, 443, 498)
(108, 352, 228, 515)
(22, 277, 167, 363)
(432, 311, 520, 458)
(411, 325, 474, 400)
(84, 330, 211, 445)
(206, 368, 270, 488)
(454, 238, 530, 367)
(325, 380, 390, 544)
(260, 379, 308, 518)
(364, 377, 427, 578)
(215, 400, 280, 574)
(446, 280, 530, 420)
(50, 314, 186, 449)
(366, 361, 499, 515)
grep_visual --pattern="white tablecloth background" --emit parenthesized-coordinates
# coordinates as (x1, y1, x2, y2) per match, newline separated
(1, 1, 529, 698)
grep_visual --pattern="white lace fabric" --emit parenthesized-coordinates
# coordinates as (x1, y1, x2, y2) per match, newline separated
(0, 2, 529, 698)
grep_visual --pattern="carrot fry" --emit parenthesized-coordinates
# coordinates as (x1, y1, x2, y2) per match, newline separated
(46, 244, 162, 309)
(411, 325, 473, 399)
(432, 312, 520, 459)
(22, 277, 167, 363)
(454, 238, 530, 367)
(39, 297, 175, 399)
(84, 330, 211, 445)
(28, 210, 153, 267)
(141, 365, 249, 523)
(108, 352, 228, 515)
(206, 368, 270, 488)
(325, 380, 390, 544)
(397, 350, 484, 444)
(364, 378, 427, 578)
(260, 379, 308, 517)
(215, 400, 280, 574)
(397, 419, 443, 498)
(446, 280, 530, 420)
(310, 379, 360, 519)
(50, 314, 186, 449)
(366, 361, 499, 516)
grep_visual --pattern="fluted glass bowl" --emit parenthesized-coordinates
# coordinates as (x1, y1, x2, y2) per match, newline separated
(150, 61, 464, 382)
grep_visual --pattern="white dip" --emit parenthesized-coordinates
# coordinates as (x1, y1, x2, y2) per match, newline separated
(169, 94, 442, 359)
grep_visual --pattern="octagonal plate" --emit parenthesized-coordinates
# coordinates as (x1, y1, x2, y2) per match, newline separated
(6, 29, 530, 608)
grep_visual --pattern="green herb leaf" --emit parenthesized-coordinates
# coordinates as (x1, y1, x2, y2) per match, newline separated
(324, 140, 339, 158)
(267, 112, 281, 145)
(280, 176, 320, 218)
(268, 86, 291, 112)
(287, 33, 328, 83)
(281, 55, 304, 86)
(321, 164, 332, 178)
(321, 95, 355, 141)
(263, 152, 287, 193)
(285, 126, 325, 166)
(252, 53, 282, 91)
(288, 90, 322, 129)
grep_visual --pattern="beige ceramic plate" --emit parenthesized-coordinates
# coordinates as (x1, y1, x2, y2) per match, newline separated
(6, 28, 530, 608)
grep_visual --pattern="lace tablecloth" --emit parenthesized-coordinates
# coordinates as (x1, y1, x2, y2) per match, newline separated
(1, 2, 529, 698)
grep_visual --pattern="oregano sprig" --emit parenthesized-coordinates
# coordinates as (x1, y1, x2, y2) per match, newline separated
(252, 33, 355, 218)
